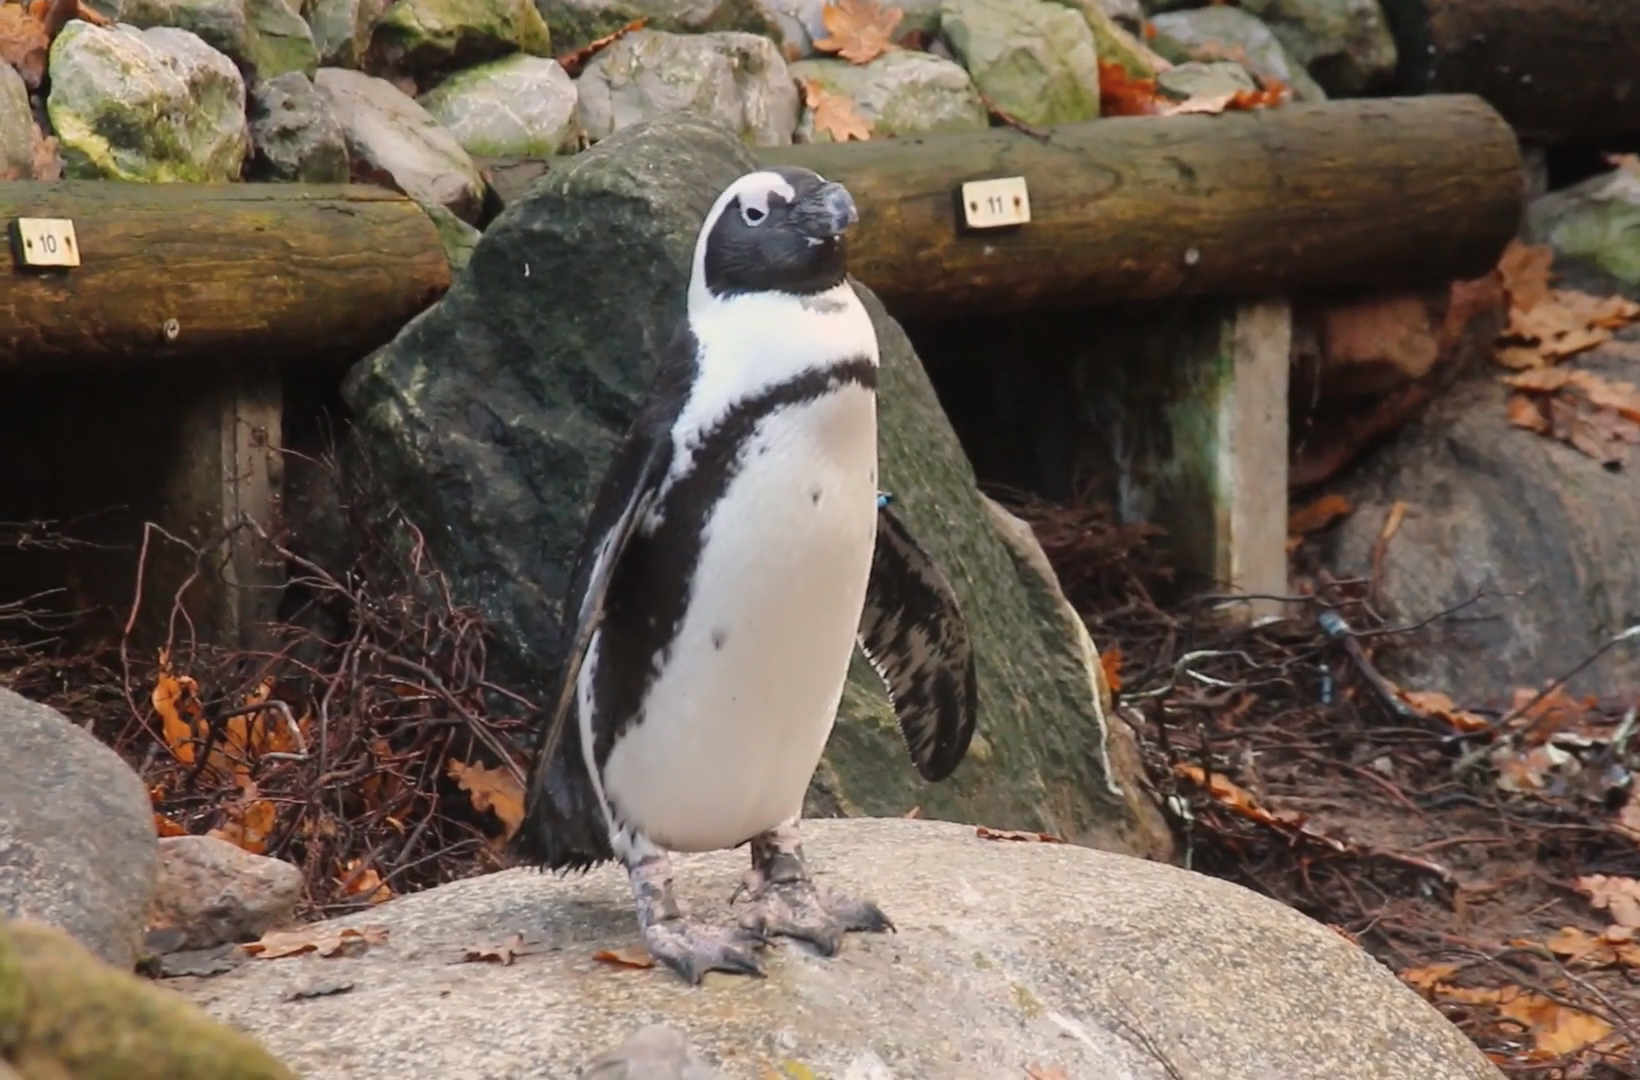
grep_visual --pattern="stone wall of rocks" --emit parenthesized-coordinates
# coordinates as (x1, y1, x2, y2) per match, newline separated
(3, 0, 1401, 237)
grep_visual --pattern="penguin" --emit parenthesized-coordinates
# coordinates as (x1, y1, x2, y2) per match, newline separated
(510, 166, 978, 985)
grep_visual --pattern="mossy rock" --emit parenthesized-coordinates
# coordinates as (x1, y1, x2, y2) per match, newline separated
(0, 918, 295, 1080)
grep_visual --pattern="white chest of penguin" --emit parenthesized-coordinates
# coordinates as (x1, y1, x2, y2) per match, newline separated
(598, 289, 882, 853)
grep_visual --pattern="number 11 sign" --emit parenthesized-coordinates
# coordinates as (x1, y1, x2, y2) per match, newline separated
(959, 177, 1031, 231)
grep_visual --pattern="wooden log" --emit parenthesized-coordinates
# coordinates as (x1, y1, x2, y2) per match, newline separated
(0, 183, 452, 369)
(1381, 0, 1640, 140)
(756, 96, 1520, 319)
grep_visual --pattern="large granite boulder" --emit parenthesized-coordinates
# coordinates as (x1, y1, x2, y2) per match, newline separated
(789, 51, 988, 142)
(1525, 163, 1640, 298)
(116, 0, 320, 80)
(168, 818, 1502, 1079)
(47, 22, 249, 182)
(0, 690, 157, 970)
(537, 0, 780, 54)
(341, 113, 1169, 856)
(1323, 340, 1640, 703)
(939, 0, 1102, 127)
(573, 29, 799, 147)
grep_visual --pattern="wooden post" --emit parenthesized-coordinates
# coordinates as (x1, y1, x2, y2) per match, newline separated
(912, 297, 1291, 610)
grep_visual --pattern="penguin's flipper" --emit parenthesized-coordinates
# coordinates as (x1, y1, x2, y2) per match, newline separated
(857, 503, 978, 783)
(514, 325, 702, 872)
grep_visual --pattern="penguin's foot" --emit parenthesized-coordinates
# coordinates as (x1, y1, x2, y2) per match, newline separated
(734, 820, 895, 957)
(641, 915, 769, 985)
(625, 847, 769, 985)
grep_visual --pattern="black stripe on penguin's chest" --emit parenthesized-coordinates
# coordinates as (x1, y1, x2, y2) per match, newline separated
(590, 356, 879, 771)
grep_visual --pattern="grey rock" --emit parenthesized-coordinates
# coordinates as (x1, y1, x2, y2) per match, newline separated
(171, 818, 1502, 1080)
(1150, 5, 1327, 103)
(117, 0, 320, 79)
(366, 0, 553, 79)
(313, 66, 486, 222)
(790, 51, 986, 142)
(1156, 59, 1257, 101)
(47, 22, 249, 181)
(0, 65, 35, 180)
(581, 1025, 726, 1080)
(1239, 0, 1396, 97)
(1525, 164, 1640, 294)
(0, 689, 157, 970)
(538, 0, 779, 54)
(939, 0, 1102, 127)
(339, 113, 1171, 851)
(419, 53, 579, 156)
(758, 0, 939, 59)
(574, 30, 799, 147)
(304, 0, 389, 67)
(421, 201, 482, 270)
(247, 70, 348, 181)
(1325, 345, 1640, 703)
(145, 835, 304, 951)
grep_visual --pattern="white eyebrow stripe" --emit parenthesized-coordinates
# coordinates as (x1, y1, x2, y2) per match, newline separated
(688, 170, 801, 315)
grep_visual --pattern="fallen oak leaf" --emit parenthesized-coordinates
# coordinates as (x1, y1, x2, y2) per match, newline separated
(554, 16, 644, 78)
(975, 826, 1066, 843)
(1025, 1065, 1071, 1080)
(1100, 645, 1123, 694)
(1396, 689, 1492, 733)
(1506, 393, 1549, 433)
(593, 944, 656, 969)
(1576, 874, 1640, 928)
(1098, 60, 1163, 116)
(447, 758, 525, 837)
(242, 924, 389, 960)
(802, 78, 873, 142)
(0, 4, 48, 89)
(1287, 493, 1352, 535)
(461, 932, 525, 966)
(813, 0, 902, 65)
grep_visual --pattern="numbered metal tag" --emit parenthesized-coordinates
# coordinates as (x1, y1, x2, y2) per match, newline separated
(12, 217, 80, 268)
(959, 177, 1030, 230)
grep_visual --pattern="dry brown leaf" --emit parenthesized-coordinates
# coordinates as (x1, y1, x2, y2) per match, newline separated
(1506, 393, 1549, 433)
(1287, 493, 1352, 535)
(1099, 645, 1122, 694)
(1566, 368, 1640, 422)
(1498, 240, 1553, 314)
(1025, 1066, 1071, 1080)
(340, 859, 393, 905)
(1610, 153, 1640, 180)
(1494, 988, 1614, 1058)
(1173, 763, 1304, 831)
(1495, 344, 1548, 370)
(447, 759, 524, 837)
(1577, 875, 1640, 928)
(462, 932, 525, 966)
(1396, 690, 1491, 733)
(975, 825, 1067, 843)
(1163, 91, 1237, 116)
(153, 813, 187, 838)
(151, 651, 203, 764)
(802, 78, 873, 142)
(209, 786, 277, 854)
(593, 944, 655, 969)
(813, 0, 902, 64)
(1399, 962, 1461, 991)
(0, 5, 48, 89)
(1501, 367, 1574, 393)
(243, 924, 388, 959)
(902, 804, 921, 818)
(554, 16, 645, 78)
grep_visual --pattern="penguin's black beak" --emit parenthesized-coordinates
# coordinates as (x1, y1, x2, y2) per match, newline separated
(790, 182, 858, 242)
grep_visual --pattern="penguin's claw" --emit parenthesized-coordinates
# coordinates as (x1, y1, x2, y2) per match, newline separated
(642, 916, 769, 985)
(735, 870, 894, 957)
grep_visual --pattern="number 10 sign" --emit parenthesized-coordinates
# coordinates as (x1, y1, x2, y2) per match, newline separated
(11, 217, 81, 268)
(959, 177, 1031, 230)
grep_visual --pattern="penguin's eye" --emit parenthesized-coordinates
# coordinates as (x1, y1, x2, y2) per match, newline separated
(739, 203, 767, 227)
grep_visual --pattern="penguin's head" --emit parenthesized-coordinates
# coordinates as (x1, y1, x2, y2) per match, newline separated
(693, 167, 859, 301)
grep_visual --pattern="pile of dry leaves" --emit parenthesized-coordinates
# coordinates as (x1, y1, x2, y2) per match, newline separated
(1003, 487, 1640, 1079)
